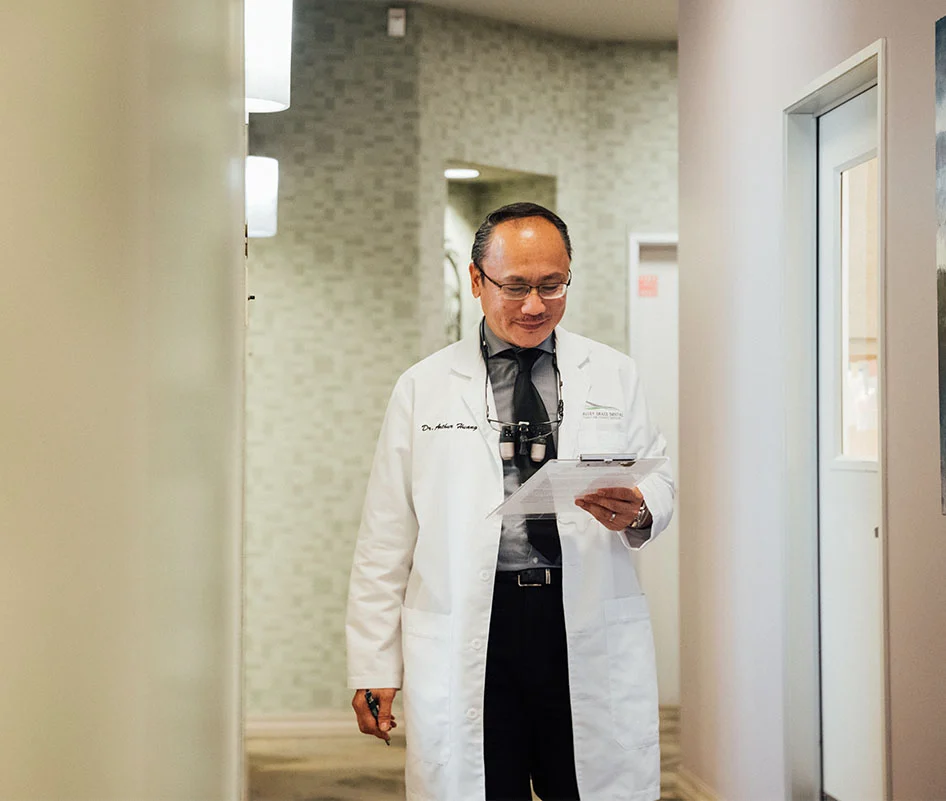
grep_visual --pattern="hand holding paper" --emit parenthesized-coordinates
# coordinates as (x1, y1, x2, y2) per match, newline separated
(575, 486, 645, 531)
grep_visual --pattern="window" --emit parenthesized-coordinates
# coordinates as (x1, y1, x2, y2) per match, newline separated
(839, 157, 879, 461)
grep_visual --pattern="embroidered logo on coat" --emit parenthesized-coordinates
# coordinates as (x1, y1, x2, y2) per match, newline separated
(583, 401, 623, 419)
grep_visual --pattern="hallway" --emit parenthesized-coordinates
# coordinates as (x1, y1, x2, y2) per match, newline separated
(247, 708, 683, 800)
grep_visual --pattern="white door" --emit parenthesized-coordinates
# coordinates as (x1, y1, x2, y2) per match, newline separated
(817, 86, 885, 801)
(629, 238, 680, 705)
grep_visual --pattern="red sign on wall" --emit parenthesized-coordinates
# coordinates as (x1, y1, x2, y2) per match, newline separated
(638, 275, 659, 298)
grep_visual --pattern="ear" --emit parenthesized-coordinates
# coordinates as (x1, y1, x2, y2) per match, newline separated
(469, 263, 482, 298)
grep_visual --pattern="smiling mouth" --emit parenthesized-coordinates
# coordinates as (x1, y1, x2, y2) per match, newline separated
(517, 319, 548, 328)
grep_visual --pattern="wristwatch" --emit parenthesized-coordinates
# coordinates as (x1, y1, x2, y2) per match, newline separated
(629, 497, 650, 529)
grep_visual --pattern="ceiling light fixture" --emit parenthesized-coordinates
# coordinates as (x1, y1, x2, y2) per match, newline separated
(245, 0, 293, 113)
(444, 168, 480, 180)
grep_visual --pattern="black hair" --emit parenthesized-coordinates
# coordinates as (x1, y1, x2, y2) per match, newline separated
(470, 202, 572, 269)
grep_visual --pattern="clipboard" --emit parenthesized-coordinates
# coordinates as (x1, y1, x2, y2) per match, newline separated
(487, 454, 669, 519)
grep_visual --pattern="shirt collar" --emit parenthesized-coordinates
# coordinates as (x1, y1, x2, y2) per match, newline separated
(482, 318, 554, 358)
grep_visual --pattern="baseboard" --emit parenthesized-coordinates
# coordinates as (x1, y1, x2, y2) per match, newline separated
(245, 711, 356, 739)
(676, 766, 722, 801)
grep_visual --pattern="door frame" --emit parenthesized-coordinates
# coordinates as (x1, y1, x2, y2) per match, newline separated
(782, 40, 889, 801)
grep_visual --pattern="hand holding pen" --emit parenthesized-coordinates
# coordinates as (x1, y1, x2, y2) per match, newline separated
(352, 687, 397, 744)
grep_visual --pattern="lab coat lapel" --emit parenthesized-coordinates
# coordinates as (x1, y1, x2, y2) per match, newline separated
(453, 333, 501, 473)
(554, 327, 591, 459)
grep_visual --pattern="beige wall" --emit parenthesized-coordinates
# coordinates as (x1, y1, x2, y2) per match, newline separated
(679, 1, 946, 799)
(0, 1, 245, 797)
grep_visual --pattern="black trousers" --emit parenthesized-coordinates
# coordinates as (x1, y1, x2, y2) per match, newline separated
(483, 575, 580, 801)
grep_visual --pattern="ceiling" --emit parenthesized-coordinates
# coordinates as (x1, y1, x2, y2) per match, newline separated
(366, 0, 678, 42)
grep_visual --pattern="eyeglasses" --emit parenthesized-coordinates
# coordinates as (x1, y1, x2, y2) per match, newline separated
(477, 267, 571, 301)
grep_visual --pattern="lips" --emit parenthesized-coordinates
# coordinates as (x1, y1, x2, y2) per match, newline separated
(516, 319, 549, 329)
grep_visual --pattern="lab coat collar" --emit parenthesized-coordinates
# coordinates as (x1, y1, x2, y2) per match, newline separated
(553, 328, 591, 459)
(451, 329, 486, 379)
(450, 324, 590, 378)
(481, 319, 554, 358)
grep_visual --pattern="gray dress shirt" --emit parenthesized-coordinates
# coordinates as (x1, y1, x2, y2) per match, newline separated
(482, 320, 562, 571)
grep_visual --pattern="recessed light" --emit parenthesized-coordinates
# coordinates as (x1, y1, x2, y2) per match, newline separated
(444, 168, 480, 180)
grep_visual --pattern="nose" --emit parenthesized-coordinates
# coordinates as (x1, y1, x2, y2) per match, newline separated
(521, 288, 547, 316)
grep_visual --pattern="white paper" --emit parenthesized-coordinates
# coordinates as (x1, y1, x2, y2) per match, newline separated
(488, 457, 669, 518)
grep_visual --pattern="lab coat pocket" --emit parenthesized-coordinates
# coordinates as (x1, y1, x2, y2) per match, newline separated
(603, 595, 660, 751)
(401, 606, 452, 765)
(578, 427, 629, 457)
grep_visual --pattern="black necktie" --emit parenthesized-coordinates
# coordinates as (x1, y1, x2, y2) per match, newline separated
(508, 348, 561, 561)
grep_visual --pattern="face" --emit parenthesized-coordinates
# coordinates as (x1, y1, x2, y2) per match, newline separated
(469, 217, 570, 348)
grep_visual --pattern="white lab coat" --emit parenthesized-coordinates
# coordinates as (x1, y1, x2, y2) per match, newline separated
(347, 326, 674, 801)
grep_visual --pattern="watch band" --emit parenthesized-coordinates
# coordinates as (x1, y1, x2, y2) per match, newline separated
(629, 497, 649, 529)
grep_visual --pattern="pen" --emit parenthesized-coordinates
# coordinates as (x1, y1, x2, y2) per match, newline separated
(364, 689, 390, 746)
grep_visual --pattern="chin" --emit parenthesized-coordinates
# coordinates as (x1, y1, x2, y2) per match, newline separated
(509, 321, 553, 347)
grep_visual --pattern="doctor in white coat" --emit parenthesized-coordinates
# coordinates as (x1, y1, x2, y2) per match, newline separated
(347, 202, 674, 801)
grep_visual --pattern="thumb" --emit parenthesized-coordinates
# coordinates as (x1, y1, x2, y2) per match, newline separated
(377, 689, 395, 732)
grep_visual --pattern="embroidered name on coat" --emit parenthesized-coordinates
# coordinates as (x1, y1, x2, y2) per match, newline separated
(421, 422, 478, 432)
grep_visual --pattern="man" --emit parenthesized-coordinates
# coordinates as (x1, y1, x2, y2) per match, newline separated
(347, 203, 674, 801)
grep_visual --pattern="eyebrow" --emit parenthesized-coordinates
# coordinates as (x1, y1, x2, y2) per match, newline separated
(502, 271, 569, 283)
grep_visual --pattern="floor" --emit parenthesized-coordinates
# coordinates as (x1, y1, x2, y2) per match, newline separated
(247, 706, 683, 801)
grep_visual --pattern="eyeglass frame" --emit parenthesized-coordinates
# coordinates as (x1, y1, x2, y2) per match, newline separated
(476, 266, 572, 301)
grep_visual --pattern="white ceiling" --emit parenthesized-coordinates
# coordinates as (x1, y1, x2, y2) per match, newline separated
(397, 0, 677, 42)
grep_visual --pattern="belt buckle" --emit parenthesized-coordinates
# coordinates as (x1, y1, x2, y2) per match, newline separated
(517, 568, 550, 587)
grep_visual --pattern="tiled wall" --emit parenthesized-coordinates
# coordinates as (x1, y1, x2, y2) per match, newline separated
(416, 8, 588, 353)
(245, 0, 677, 717)
(477, 176, 558, 222)
(244, 0, 421, 714)
(580, 44, 679, 347)
(417, 8, 678, 352)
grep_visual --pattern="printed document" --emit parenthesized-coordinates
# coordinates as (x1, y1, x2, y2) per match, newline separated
(488, 457, 669, 518)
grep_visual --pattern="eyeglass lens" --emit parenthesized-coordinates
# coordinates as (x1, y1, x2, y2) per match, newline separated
(500, 284, 567, 300)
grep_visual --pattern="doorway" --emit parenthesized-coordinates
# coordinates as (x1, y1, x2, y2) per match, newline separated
(817, 86, 884, 801)
(782, 41, 888, 801)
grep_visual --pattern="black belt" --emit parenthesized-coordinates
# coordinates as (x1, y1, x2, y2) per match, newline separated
(495, 567, 562, 587)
